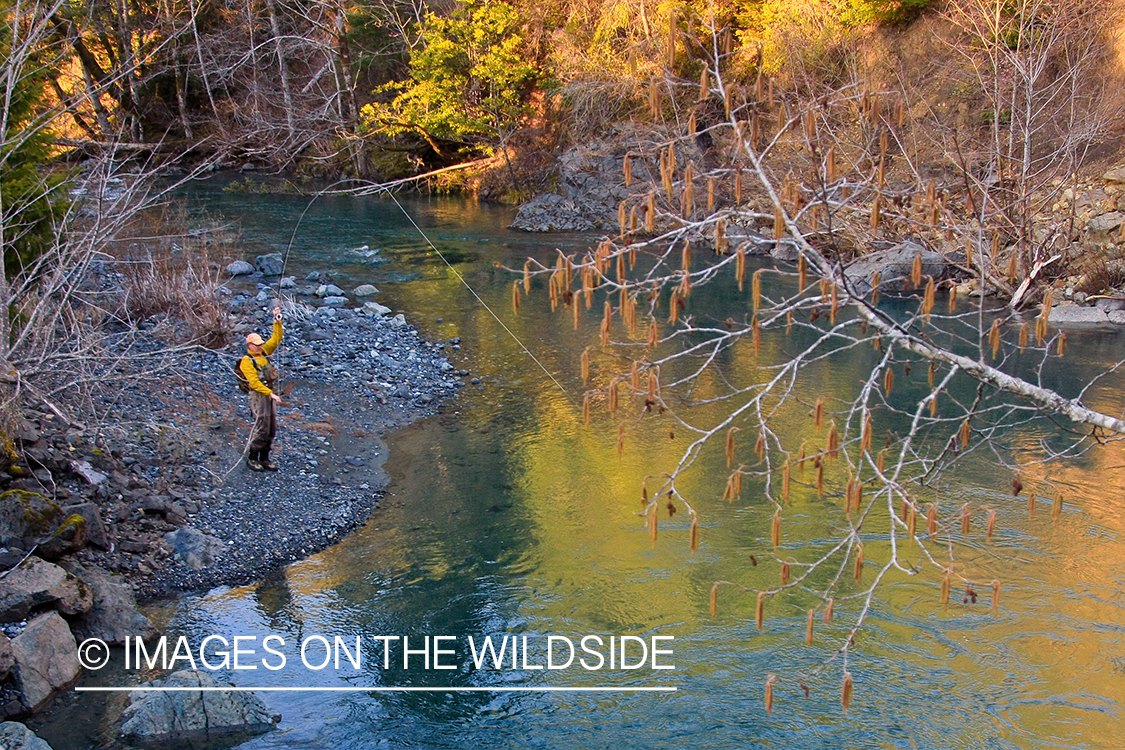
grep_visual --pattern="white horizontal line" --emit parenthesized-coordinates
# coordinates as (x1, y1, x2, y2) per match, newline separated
(76, 686, 677, 693)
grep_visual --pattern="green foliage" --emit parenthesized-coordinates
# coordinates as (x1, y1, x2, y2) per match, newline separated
(0, 24, 65, 280)
(841, 0, 937, 26)
(361, 0, 541, 159)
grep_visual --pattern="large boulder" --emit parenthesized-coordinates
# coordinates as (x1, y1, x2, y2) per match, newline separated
(120, 670, 280, 742)
(845, 241, 949, 296)
(11, 612, 81, 713)
(68, 566, 158, 646)
(0, 491, 63, 549)
(255, 253, 284, 276)
(0, 721, 55, 750)
(226, 260, 254, 277)
(163, 528, 225, 570)
(0, 557, 92, 621)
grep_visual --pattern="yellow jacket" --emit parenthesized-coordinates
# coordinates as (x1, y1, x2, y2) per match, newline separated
(240, 320, 282, 395)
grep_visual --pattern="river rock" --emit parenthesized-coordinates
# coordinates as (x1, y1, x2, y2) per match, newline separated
(844, 241, 948, 296)
(363, 301, 391, 316)
(255, 253, 284, 276)
(62, 504, 108, 549)
(322, 296, 348, 306)
(0, 557, 92, 621)
(0, 633, 13, 680)
(0, 491, 63, 549)
(354, 284, 379, 296)
(315, 284, 345, 297)
(279, 275, 296, 289)
(1087, 212, 1125, 236)
(1104, 166, 1125, 184)
(120, 670, 280, 742)
(35, 514, 88, 562)
(11, 612, 81, 712)
(66, 460, 106, 487)
(1048, 304, 1112, 325)
(0, 721, 55, 750)
(226, 261, 254, 277)
(67, 566, 158, 645)
(163, 528, 225, 570)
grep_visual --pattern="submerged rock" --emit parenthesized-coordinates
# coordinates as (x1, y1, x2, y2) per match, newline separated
(120, 670, 280, 742)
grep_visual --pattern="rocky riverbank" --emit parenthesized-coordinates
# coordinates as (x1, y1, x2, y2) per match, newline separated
(0, 255, 469, 726)
(511, 130, 1125, 323)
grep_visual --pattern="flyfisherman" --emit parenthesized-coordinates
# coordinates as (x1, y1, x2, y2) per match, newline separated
(240, 304, 284, 471)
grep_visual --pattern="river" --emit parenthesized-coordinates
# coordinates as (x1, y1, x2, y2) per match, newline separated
(39, 181, 1125, 749)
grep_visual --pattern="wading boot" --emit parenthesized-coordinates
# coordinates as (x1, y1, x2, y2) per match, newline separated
(260, 450, 279, 472)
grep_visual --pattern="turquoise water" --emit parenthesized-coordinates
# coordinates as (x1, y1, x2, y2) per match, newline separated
(43, 181, 1125, 749)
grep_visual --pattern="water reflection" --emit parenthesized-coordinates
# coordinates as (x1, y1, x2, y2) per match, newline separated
(56, 181, 1125, 748)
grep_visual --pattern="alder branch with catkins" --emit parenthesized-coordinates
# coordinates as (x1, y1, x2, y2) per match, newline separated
(503, 2, 1125, 713)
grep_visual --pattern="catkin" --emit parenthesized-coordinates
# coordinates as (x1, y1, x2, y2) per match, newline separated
(986, 509, 997, 543)
(926, 504, 938, 536)
(752, 269, 763, 312)
(814, 396, 825, 429)
(940, 569, 951, 608)
(959, 420, 971, 451)
(726, 427, 737, 468)
(798, 254, 807, 292)
(782, 461, 791, 503)
(990, 319, 1001, 360)
(623, 154, 632, 187)
(842, 672, 854, 714)
(765, 674, 775, 714)
(690, 516, 699, 555)
(884, 367, 894, 395)
(922, 276, 935, 322)
(583, 392, 591, 425)
(1053, 492, 1063, 522)
(912, 254, 922, 289)
(523, 261, 531, 294)
(824, 598, 835, 623)
(756, 592, 765, 632)
(710, 583, 718, 618)
(649, 503, 658, 548)
(781, 562, 790, 585)
(961, 504, 971, 535)
(806, 609, 815, 645)
(990, 580, 1001, 613)
(771, 511, 781, 549)
(854, 543, 864, 581)
(581, 348, 590, 385)
(512, 281, 521, 315)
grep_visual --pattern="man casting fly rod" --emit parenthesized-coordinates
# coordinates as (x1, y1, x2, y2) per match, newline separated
(239, 303, 284, 471)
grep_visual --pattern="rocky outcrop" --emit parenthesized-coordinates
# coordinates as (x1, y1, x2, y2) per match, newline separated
(67, 565, 158, 645)
(0, 557, 92, 621)
(0, 721, 55, 750)
(120, 670, 280, 742)
(10, 612, 81, 713)
(0, 491, 63, 550)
